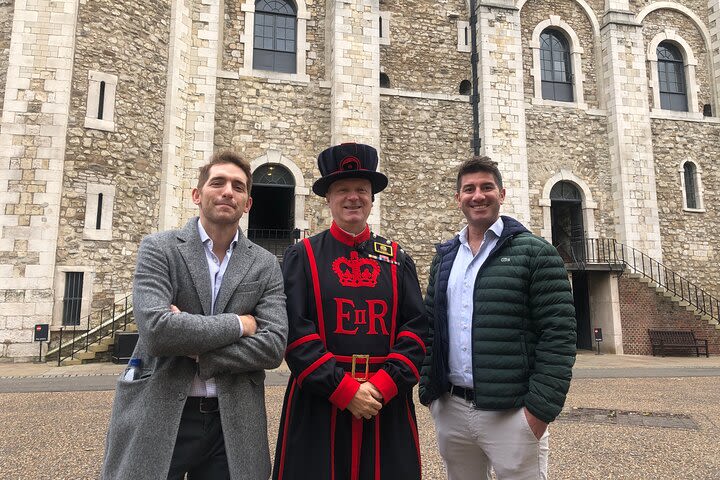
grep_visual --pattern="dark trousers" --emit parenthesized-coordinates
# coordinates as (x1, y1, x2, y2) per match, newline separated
(167, 397, 230, 480)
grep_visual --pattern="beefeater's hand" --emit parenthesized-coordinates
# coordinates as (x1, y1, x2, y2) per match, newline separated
(347, 383, 383, 419)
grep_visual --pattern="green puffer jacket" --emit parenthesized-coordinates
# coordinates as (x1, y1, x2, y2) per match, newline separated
(419, 216, 576, 423)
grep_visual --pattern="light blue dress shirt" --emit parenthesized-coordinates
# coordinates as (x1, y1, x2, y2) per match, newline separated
(446, 217, 504, 389)
(188, 220, 239, 398)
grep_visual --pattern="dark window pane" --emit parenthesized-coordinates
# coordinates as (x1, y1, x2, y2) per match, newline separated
(657, 42, 687, 111)
(540, 29, 573, 102)
(253, 0, 297, 73)
(684, 163, 697, 208)
(62, 272, 84, 326)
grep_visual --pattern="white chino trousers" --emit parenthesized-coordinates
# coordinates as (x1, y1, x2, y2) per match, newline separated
(430, 393, 549, 480)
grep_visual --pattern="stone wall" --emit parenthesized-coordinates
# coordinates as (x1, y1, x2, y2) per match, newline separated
(520, 0, 601, 109)
(652, 118, 720, 299)
(0, 0, 80, 359)
(641, 9, 713, 113)
(0, 0, 12, 116)
(214, 77, 331, 233)
(618, 276, 720, 355)
(380, 93, 473, 282)
(58, 0, 171, 311)
(380, 0, 470, 95)
(525, 106, 614, 236)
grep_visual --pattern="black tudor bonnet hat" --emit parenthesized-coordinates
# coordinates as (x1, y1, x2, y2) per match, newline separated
(312, 143, 388, 197)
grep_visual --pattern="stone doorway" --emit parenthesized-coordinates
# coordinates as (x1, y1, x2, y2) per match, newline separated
(248, 164, 296, 258)
(550, 181, 585, 263)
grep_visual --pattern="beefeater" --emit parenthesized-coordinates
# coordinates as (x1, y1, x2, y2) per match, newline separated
(272, 143, 428, 480)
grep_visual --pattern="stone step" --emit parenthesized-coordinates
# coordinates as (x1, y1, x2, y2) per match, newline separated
(74, 351, 97, 361)
(88, 343, 109, 353)
(60, 358, 82, 366)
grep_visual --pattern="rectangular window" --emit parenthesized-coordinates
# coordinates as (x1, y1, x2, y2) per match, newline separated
(684, 167, 697, 209)
(98, 81, 106, 120)
(85, 71, 118, 131)
(379, 12, 391, 45)
(457, 21, 471, 52)
(62, 272, 84, 326)
(95, 193, 103, 230)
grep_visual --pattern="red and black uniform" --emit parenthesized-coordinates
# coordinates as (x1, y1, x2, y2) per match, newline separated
(273, 223, 428, 480)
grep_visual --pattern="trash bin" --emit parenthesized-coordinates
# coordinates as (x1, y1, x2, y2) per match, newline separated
(113, 332, 139, 364)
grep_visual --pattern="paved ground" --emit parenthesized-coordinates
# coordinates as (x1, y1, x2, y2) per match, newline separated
(1, 351, 719, 479)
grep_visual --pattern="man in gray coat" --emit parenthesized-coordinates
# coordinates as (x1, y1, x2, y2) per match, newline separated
(101, 151, 288, 480)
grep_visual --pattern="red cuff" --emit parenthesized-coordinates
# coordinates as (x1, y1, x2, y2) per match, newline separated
(368, 369, 398, 403)
(329, 374, 361, 410)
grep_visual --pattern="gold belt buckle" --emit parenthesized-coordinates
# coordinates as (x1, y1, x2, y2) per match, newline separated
(350, 354, 370, 383)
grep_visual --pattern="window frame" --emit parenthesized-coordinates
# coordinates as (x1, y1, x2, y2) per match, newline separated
(84, 71, 118, 132)
(647, 31, 700, 117)
(239, 0, 310, 82)
(530, 17, 586, 108)
(253, 0, 298, 74)
(657, 42, 688, 112)
(539, 29, 573, 102)
(83, 183, 116, 241)
(679, 160, 705, 212)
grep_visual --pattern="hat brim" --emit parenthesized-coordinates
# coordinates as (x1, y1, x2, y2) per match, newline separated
(312, 170, 388, 197)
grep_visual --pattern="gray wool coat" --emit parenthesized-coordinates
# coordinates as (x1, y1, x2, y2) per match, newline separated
(101, 218, 288, 480)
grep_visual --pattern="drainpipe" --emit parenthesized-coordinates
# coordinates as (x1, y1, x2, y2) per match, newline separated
(469, 0, 481, 155)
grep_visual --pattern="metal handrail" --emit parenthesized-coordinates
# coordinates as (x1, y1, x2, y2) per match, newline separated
(50, 294, 133, 365)
(585, 238, 719, 323)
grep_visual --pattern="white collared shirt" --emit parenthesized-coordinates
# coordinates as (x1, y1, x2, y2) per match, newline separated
(188, 220, 239, 398)
(446, 217, 504, 388)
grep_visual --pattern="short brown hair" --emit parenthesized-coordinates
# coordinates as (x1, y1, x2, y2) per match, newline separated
(197, 150, 253, 192)
(456, 156, 503, 192)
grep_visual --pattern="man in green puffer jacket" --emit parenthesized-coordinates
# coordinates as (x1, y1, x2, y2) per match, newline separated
(419, 156, 576, 480)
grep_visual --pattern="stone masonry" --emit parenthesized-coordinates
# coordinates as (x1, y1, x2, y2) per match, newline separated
(0, 0, 78, 358)
(601, 6, 663, 261)
(477, 0, 531, 224)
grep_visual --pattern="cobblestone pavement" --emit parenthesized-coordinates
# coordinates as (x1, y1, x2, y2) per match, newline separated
(1, 353, 720, 479)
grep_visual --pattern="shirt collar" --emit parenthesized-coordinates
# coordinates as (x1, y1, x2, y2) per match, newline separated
(197, 219, 239, 250)
(330, 221, 371, 246)
(458, 216, 504, 247)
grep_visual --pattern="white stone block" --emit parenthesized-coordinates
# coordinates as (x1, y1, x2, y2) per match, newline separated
(2, 303, 36, 316)
(6, 342, 37, 358)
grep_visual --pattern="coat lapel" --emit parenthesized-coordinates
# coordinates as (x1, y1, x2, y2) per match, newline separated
(214, 232, 253, 314)
(177, 218, 213, 316)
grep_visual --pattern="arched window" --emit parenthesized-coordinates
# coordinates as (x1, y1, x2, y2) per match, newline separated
(657, 42, 687, 112)
(459, 80, 471, 95)
(380, 73, 390, 88)
(540, 29, 573, 102)
(253, 0, 297, 73)
(683, 161, 698, 209)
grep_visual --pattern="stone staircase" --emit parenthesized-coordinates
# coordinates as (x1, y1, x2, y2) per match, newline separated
(55, 323, 137, 366)
(628, 273, 720, 330)
(46, 295, 135, 366)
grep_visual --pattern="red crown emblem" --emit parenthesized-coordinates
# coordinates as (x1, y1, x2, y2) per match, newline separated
(332, 251, 380, 288)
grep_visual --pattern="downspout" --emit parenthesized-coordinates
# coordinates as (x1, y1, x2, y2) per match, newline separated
(469, 0, 481, 155)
